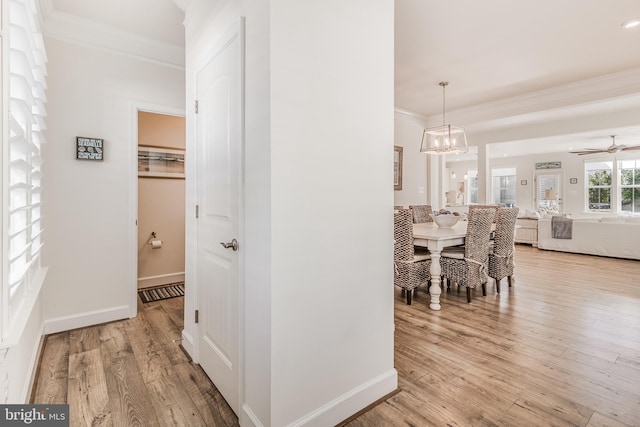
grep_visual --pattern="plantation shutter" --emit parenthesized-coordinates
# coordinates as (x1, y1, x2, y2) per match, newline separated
(2, 0, 48, 346)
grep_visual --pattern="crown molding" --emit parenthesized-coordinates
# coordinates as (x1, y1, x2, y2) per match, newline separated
(394, 107, 428, 121)
(40, 7, 185, 69)
(173, 0, 192, 11)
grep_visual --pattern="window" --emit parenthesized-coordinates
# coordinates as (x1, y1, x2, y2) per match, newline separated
(585, 161, 612, 212)
(491, 168, 516, 207)
(619, 159, 640, 213)
(1, 0, 48, 347)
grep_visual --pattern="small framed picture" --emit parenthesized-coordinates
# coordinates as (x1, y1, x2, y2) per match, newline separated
(570, 178, 578, 184)
(138, 146, 185, 179)
(520, 180, 527, 185)
(76, 137, 104, 160)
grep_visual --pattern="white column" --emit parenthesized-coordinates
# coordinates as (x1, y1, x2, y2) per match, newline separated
(477, 144, 490, 203)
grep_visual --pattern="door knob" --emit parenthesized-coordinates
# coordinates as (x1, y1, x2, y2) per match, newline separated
(220, 238, 239, 251)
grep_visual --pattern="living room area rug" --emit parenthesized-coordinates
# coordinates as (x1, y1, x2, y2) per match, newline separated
(138, 283, 185, 303)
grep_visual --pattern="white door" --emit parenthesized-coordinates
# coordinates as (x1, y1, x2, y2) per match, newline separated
(535, 171, 563, 212)
(196, 23, 243, 415)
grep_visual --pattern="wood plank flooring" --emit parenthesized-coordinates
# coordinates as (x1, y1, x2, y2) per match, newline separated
(31, 296, 239, 427)
(347, 245, 640, 427)
(32, 246, 640, 426)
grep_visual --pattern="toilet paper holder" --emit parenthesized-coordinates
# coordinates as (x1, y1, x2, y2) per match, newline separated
(149, 231, 163, 248)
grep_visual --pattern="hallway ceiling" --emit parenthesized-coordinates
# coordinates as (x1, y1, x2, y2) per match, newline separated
(48, 0, 184, 46)
(39, 0, 640, 157)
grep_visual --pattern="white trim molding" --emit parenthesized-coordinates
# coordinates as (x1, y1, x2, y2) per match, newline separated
(44, 305, 131, 335)
(40, 8, 185, 69)
(288, 369, 398, 427)
(137, 272, 185, 289)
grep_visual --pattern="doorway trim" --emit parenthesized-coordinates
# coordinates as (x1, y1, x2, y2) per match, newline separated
(129, 102, 186, 319)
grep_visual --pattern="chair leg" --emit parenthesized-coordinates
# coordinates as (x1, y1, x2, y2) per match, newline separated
(401, 289, 406, 297)
(508, 276, 513, 287)
(466, 287, 471, 303)
(495, 278, 501, 294)
(481, 282, 486, 296)
(406, 289, 412, 305)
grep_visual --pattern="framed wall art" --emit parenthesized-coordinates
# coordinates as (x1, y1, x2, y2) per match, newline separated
(76, 137, 104, 160)
(535, 161, 561, 170)
(138, 146, 185, 179)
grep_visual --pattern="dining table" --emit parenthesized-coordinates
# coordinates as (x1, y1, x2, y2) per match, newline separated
(412, 221, 468, 311)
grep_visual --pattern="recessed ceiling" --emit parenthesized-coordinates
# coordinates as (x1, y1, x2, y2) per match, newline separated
(395, 0, 640, 117)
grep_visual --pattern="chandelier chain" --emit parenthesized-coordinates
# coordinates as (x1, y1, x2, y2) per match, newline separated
(440, 81, 448, 126)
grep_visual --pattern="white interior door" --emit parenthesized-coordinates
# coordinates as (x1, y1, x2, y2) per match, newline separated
(195, 23, 243, 415)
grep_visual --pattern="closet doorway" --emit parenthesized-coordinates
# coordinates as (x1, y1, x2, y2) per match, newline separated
(137, 111, 186, 293)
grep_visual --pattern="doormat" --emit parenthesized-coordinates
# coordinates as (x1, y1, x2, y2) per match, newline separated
(138, 283, 185, 303)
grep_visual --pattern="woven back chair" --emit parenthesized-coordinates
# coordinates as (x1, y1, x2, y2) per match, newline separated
(468, 204, 500, 223)
(489, 207, 519, 293)
(409, 205, 434, 223)
(440, 208, 495, 303)
(394, 208, 431, 305)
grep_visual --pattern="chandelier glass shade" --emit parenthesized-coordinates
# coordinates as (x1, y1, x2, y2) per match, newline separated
(420, 82, 468, 155)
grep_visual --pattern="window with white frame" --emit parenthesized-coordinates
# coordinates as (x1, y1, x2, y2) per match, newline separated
(585, 161, 613, 212)
(619, 159, 640, 213)
(2, 0, 48, 347)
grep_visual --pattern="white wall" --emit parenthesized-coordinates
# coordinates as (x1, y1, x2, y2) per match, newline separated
(184, 1, 395, 426)
(394, 111, 428, 207)
(42, 38, 185, 331)
(489, 151, 587, 215)
(270, 1, 395, 425)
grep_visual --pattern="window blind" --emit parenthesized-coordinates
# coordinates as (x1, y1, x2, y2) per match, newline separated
(2, 0, 48, 347)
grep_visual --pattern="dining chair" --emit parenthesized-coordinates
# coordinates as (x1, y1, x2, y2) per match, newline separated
(467, 204, 500, 223)
(439, 208, 495, 303)
(394, 208, 431, 305)
(488, 207, 519, 293)
(409, 205, 434, 223)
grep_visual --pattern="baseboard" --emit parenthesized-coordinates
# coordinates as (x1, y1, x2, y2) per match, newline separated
(181, 329, 194, 359)
(137, 272, 185, 289)
(241, 403, 265, 427)
(22, 322, 45, 403)
(43, 305, 131, 335)
(288, 368, 398, 427)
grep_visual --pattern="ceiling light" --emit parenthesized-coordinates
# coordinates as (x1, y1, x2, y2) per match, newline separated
(420, 82, 468, 155)
(622, 19, 640, 29)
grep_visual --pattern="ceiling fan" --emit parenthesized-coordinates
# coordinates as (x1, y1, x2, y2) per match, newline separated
(570, 135, 640, 155)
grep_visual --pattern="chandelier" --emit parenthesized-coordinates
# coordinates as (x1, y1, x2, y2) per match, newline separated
(420, 82, 468, 154)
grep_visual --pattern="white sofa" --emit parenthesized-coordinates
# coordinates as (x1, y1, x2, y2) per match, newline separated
(537, 217, 640, 260)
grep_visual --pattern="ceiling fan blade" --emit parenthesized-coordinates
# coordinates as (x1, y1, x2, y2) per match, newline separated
(570, 149, 607, 155)
(621, 145, 640, 151)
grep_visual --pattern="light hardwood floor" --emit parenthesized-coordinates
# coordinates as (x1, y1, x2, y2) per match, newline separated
(347, 245, 640, 426)
(32, 247, 640, 426)
(31, 295, 239, 427)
